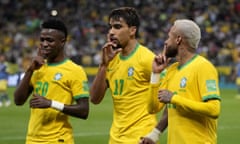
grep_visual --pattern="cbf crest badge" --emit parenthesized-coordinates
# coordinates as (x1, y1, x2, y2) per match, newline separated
(54, 72, 63, 81)
(180, 77, 187, 88)
(128, 67, 134, 77)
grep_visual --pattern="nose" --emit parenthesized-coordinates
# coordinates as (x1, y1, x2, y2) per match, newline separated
(107, 33, 115, 42)
(109, 32, 114, 37)
(41, 40, 48, 48)
(108, 26, 116, 35)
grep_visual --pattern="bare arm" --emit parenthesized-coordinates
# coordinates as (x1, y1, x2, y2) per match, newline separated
(139, 48, 170, 144)
(90, 65, 108, 104)
(14, 55, 45, 105)
(63, 97, 89, 119)
(147, 48, 170, 113)
(139, 107, 168, 144)
(14, 69, 34, 105)
(30, 94, 89, 119)
(90, 40, 122, 104)
(156, 107, 168, 132)
(148, 83, 165, 114)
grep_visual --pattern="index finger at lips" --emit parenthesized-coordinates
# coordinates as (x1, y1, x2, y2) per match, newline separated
(103, 42, 112, 49)
(162, 45, 167, 62)
(162, 45, 167, 56)
(107, 33, 112, 42)
(37, 47, 44, 57)
(155, 55, 164, 64)
(154, 55, 160, 62)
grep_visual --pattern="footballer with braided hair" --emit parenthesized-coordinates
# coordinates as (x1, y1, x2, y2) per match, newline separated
(14, 18, 90, 144)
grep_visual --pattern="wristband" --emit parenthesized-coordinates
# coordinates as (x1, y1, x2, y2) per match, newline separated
(145, 128, 161, 143)
(51, 100, 64, 111)
(150, 73, 160, 84)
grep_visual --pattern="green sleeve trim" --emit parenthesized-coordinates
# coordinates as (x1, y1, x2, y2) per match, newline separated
(202, 94, 221, 102)
(74, 94, 89, 100)
(160, 69, 167, 79)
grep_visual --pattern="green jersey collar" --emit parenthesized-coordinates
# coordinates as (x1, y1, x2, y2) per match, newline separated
(120, 43, 140, 60)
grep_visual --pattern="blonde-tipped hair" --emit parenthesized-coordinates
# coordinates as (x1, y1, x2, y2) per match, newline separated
(174, 19, 201, 49)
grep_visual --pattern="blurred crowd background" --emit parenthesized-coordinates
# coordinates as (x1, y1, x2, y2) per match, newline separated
(0, 0, 239, 86)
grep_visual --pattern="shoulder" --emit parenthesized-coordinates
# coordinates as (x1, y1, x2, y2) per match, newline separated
(136, 45, 155, 68)
(190, 55, 218, 76)
(195, 55, 216, 68)
(167, 62, 179, 71)
(64, 59, 85, 72)
(137, 44, 155, 60)
(138, 44, 155, 55)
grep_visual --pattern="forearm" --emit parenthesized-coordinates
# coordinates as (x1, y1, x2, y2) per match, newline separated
(156, 106, 168, 132)
(90, 65, 108, 104)
(14, 69, 33, 105)
(62, 98, 89, 119)
(148, 83, 165, 114)
(143, 107, 168, 143)
(172, 95, 221, 119)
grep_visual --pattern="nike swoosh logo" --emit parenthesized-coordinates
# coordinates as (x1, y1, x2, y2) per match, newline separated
(107, 69, 113, 72)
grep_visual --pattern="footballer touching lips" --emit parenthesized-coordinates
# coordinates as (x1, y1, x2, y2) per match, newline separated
(39, 28, 65, 60)
(107, 17, 133, 50)
(109, 35, 122, 50)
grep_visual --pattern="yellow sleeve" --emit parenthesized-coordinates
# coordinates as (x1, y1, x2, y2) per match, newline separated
(171, 95, 221, 119)
(148, 83, 165, 114)
(148, 69, 168, 114)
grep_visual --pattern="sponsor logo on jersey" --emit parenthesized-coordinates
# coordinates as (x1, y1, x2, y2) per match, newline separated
(206, 80, 217, 92)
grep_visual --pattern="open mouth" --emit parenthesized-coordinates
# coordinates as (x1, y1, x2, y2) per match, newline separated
(109, 36, 122, 49)
(110, 37, 118, 43)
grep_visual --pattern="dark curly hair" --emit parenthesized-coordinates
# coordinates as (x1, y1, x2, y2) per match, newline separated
(41, 18, 68, 38)
(109, 7, 140, 37)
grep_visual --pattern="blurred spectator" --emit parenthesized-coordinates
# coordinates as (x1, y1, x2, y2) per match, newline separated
(0, 54, 10, 107)
(232, 51, 240, 99)
(0, 0, 239, 68)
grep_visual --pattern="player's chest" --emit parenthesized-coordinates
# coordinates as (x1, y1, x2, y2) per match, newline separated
(33, 67, 71, 84)
(107, 60, 144, 80)
(167, 68, 197, 90)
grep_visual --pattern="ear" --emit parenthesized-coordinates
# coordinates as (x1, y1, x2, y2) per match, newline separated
(129, 26, 137, 37)
(176, 35, 182, 45)
(61, 38, 66, 47)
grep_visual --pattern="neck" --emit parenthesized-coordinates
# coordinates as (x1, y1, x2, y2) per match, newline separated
(121, 39, 138, 56)
(178, 48, 195, 66)
(47, 54, 66, 64)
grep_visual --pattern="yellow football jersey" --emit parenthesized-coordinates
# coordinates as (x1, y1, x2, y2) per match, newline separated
(106, 43, 157, 144)
(152, 55, 221, 144)
(26, 59, 89, 144)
